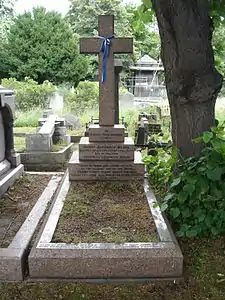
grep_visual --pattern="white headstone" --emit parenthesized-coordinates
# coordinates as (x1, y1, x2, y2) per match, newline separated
(119, 92, 134, 110)
(0, 112, 5, 162)
(49, 92, 64, 113)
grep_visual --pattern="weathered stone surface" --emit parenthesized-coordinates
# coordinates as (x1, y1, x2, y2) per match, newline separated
(80, 15, 133, 126)
(69, 151, 144, 181)
(0, 159, 11, 177)
(0, 164, 24, 198)
(26, 134, 52, 152)
(26, 115, 56, 152)
(0, 111, 5, 162)
(88, 124, 125, 142)
(20, 143, 73, 171)
(29, 245, 183, 279)
(79, 137, 134, 161)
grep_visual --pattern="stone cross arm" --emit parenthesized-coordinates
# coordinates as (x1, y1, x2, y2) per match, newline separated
(80, 38, 133, 54)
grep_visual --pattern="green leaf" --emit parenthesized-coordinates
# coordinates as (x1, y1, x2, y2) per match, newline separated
(186, 229, 198, 237)
(177, 191, 188, 204)
(183, 184, 195, 195)
(193, 136, 203, 143)
(170, 178, 181, 188)
(170, 207, 180, 218)
(182, 208, 191, 218)
(206, 167, 224, 181)
(211, 227, 219, 236)
(142, 0, 152, 9)
(203, 131, 213, 143)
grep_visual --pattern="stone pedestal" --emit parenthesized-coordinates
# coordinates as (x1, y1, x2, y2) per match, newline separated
(69, 124, 145, 181)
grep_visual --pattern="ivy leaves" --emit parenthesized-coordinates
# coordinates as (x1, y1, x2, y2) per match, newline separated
(157, 122, 225, 238)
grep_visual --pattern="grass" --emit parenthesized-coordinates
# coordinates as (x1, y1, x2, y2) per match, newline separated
(0, 237, 225, 299)
(14, 127, 37, 133)
(14, 137, 26, 152)
(14, 109, 42, 127)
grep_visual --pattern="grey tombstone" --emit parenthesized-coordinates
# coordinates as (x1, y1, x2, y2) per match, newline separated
(49, 92, 64, 113)
(0, 86, 24, 197)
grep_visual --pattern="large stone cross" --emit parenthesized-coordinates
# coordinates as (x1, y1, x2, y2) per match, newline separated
(80, 15, 133, 126)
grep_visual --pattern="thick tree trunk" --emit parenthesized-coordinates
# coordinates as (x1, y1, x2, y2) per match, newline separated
(151, 0, 223, 157)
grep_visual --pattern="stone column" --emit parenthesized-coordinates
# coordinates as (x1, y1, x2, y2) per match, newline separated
(94, 59, 123, 125)
(114, 59, 123, 124)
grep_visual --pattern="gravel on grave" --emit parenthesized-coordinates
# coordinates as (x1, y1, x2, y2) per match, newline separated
(53, 181, 159, 244)
(0, 174, 52, 248)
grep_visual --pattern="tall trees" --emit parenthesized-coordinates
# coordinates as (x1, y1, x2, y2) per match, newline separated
(68, 0, 129, 36)
(0, 7, 91, 85)
(135, 0, 224, 157)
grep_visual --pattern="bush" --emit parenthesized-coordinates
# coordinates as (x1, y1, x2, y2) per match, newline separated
(1, 78, 56, 110)
(145, 123, 225, 238)
(65, 81, 99, 114)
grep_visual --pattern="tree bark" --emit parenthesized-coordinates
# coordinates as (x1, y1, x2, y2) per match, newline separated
(151, 0, 223, 157)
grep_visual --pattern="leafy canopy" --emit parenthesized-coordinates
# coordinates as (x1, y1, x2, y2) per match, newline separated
(133, 0, 225, 75)
(67, 0, 129, 36)
(0, 7, 91, 85)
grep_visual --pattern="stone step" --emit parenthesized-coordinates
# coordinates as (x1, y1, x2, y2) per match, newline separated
(0, 164, 24, 197)
(0, 160, 11, 177)
(69, 151, 145, 181)
(79, 137, 135, 161)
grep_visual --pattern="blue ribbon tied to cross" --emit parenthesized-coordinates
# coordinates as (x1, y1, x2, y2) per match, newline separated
(99, 35, 115, 83)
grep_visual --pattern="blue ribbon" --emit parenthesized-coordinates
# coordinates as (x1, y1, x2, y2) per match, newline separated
(99, 35, 115, 83)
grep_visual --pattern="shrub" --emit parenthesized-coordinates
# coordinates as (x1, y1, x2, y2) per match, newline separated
(1, 78, 56, 110)
(145, 123, 225, 238)
(65, 81, 99, 114)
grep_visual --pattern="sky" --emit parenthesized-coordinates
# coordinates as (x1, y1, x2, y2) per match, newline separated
(15, 0, 141, 16)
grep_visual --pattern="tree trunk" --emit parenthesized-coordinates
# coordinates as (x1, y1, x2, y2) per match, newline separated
(151, 0, 223, 157)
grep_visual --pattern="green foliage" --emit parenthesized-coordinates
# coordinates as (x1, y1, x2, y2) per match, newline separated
(14, 110, 42, 127)
(134, 0, 225, 76)
(0, 7, 91, 85)
(68, 0, 129, 37)
(2, 78, 56, 110)
(213, 25, 225, 76)
(65, 81, 99, 114)
(144, 147, 177, 195)
(0, 0, 14, 18)
(159, 123, 225, 238)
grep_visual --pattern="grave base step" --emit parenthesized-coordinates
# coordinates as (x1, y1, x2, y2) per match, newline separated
(79, 136, 135, 161)
(68, 150, 144, 181)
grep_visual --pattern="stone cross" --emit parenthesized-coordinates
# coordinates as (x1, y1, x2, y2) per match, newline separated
(80, 15, 133, 126)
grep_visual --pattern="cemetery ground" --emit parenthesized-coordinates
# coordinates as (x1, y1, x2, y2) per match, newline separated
(0, 237, 225, 299)
(53, 181, 158, 244)
(0, 174, 52, 248)
(1, 102, 225, 298)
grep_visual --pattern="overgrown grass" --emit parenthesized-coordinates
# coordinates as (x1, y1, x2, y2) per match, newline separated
(15, 110, 42, 127)
(14, 127, 37, 133)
